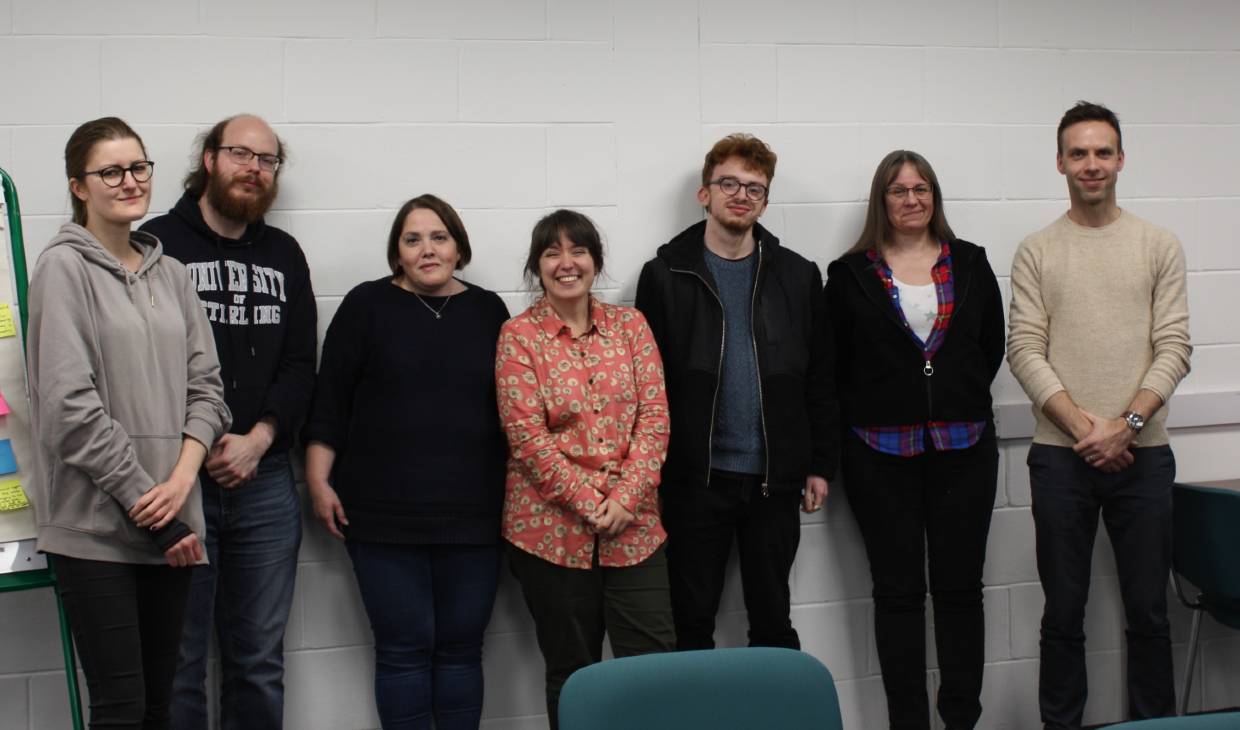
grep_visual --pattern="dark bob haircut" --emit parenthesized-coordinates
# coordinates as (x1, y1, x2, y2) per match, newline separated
(385, 194, 472, 276)
(523, 209, 604, 290)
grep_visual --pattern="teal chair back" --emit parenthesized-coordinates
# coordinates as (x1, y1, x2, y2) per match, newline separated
(1173, 484, 1240, 629)
(558, 647, 843, 730)
(1106, 712, 1240, 728)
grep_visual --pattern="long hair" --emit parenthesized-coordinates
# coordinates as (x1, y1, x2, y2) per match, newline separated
(847, 150, 954, 255)
(64, 117, 147, 226)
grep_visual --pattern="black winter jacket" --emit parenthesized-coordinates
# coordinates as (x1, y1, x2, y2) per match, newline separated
(825, 239, 1005, 428)
(635, 221, 839, 494)
(141, 193, 318, 453)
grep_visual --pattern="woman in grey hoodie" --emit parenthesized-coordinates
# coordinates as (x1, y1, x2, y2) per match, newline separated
(26, 117, 231, 730)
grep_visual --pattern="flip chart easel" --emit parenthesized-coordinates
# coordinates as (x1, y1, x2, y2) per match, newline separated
(0, 166, 86, 730)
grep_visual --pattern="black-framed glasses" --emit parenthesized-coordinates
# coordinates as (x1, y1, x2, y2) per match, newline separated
(82, 160, 155, 188)
(217, 145, 282, 173)
(709, 176, 769, 202)
(886, 184, 932, 200)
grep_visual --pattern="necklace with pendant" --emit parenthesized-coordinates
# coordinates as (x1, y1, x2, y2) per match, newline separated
(414, 292, 453, 319)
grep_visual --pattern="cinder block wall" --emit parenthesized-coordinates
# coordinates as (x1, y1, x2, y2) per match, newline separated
(2, 2, 1239, 728)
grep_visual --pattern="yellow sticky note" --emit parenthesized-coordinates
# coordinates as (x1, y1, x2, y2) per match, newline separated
(0, 304, 15, 338)
(0, 478, 28, 511)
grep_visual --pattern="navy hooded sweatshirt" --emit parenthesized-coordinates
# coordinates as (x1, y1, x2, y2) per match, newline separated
(141, 192, 317, 453)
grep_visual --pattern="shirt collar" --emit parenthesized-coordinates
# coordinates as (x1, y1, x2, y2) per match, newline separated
(533, 296, 613, 339)
(867, 241, 952, 268)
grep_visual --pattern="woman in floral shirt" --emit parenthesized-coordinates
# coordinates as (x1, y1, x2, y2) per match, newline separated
(496, 209, 674, 728)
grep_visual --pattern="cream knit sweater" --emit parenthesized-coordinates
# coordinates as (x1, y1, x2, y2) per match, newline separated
(1007, 210, 1192, 447)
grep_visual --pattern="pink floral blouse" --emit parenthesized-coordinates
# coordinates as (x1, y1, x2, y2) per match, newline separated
(496, 297, 669, 569)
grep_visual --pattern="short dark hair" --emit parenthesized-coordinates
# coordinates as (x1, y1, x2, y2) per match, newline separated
(385, 194, 472, 276)
(183, 114, 286, 198)
(848, 150, 955, 255)
(1057, 101, 1122, 154)
(702, 134, 777, 189)
(64, 117, 147, 226)
(523, 209, 604, 290)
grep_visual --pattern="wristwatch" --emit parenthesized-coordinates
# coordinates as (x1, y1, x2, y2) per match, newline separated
(1123, 411, 1146, 434)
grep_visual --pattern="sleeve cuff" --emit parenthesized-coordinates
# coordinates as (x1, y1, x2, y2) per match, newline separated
(1031, 383, 1066, 411)
(182, 417, 219, 453)
(569, 483, 606, 519)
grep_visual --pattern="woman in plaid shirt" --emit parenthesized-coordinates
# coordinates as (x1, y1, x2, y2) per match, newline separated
(824, 150, 1006, 730)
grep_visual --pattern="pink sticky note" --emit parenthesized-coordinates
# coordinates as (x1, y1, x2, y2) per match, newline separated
(0, 390, 10, 417)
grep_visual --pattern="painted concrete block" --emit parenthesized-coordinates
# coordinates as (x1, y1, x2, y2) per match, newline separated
(285, 41, 458, 122)
(0, 40, 101, 124)
(101, 39, 284, 123)
(460, 43, 613, 122)
(924, 49, 1061, 124)
(205, 0, 374, 37)
(13, 0, 198, 35)
(699, 0, 853, 43)
(377, 0, 545, 40)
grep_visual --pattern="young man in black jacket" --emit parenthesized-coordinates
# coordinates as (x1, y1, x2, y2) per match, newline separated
(141, 114, 317, 730)
(635, 133, 837, 650)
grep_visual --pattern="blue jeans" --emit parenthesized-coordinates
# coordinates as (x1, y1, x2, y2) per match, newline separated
(1030, 444, 1176, 729)
(171, 451, 302, 730)
(346, 541, 501, 730)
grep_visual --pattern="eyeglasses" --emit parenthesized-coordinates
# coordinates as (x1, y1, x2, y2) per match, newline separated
(886, 185, 932, 200)
(217, 145, 282, 173)
(82, 160, 155, 188)
(709, 176, 769, 202)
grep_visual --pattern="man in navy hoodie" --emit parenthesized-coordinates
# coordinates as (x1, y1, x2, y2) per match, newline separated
(142, 114, 317, 730)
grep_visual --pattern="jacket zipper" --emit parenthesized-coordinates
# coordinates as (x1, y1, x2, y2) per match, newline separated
(847, 248, 976, 424)
(749, 242, 771, 497)
(668, 265, 726, 489)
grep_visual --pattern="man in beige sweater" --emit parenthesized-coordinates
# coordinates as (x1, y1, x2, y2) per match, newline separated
(1008, 101, 1191, 729)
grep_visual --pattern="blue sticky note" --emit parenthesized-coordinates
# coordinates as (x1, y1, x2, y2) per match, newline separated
(0, 439, 16, 475)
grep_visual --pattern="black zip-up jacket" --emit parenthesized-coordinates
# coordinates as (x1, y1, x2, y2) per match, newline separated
(141, 193, 318, 453)
(635, 221, 838, 494)
(825, 239, 1005, 428)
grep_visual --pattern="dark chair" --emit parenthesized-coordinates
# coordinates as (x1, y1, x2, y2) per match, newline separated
(558, 647, 843, 730)
(1106, 712, 1240, 728)
(1171, 483, 1240, 716)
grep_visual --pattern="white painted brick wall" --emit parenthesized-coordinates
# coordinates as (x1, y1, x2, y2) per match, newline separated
(2, 2, 1240, 728)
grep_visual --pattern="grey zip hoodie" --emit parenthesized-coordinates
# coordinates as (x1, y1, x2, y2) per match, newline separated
(27, 223, 231, 564)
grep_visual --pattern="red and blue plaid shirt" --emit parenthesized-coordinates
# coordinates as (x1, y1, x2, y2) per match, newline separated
(851, 243, 987, 457)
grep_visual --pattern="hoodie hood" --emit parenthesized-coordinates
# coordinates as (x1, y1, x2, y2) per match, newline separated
(49, 223, 163, 278)
(168, 191, 268, 247)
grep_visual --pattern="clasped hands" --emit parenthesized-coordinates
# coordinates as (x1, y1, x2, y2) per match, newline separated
(1072, 408, 1136, 473)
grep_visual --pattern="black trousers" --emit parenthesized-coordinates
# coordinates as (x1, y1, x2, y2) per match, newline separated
(843, 429, 998, 730)
(1030, 444, 1176, 729)
(662, 470, 802, 651)
(51, 554, 193, 730)
(507, 542, 674, 730)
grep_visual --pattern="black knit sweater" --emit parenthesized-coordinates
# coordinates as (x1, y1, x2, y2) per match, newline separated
(302, 278, 509, 544)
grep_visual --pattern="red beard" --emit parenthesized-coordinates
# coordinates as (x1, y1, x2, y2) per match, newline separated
(206, 171, 278, 224)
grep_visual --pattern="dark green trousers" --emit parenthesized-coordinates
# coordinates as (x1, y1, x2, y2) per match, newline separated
(507, 541, 676, 729)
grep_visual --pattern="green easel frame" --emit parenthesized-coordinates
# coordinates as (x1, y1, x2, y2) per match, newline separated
(0, 166, 86, 730)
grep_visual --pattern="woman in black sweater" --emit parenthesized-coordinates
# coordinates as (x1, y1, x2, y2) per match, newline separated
(302, 194, 509, 730)
(825, 151, 1005, 730)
